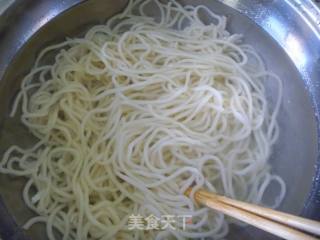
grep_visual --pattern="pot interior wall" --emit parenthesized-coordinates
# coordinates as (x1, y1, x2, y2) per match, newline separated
(0, 0, 317, 239)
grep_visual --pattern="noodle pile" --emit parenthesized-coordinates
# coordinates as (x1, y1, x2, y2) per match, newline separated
(0, 0, 286, 239)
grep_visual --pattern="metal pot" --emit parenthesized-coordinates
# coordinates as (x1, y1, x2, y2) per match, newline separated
(0, 0, 319, 239)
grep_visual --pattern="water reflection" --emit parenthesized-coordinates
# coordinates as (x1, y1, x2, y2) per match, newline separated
(263, 15, 307, 68)
(285, 34, 307, 68)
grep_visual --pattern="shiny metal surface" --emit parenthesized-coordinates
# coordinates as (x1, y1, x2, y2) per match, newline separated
(0, 0, 319, 239)
(215, 0, 320, 221)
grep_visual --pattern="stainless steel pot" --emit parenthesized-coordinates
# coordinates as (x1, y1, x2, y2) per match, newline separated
(0, 0, 319, 239)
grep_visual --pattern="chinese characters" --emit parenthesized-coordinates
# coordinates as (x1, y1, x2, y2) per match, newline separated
(128, 214, 192, 231)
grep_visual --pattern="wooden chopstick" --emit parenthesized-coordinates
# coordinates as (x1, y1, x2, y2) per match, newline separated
(185, 188, 320, 240)
(197, 189, 320, 236)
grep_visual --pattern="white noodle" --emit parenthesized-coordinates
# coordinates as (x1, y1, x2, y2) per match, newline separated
(0, 0, 286, 239)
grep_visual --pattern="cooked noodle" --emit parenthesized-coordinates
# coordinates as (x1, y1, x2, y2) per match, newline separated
(0, 0, 285, 239)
